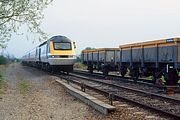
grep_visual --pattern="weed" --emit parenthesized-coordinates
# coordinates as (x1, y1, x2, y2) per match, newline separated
(17, 75, 25, 81)
(74, 62, 87, 70)
(0, 73, 6, 94)
(126, 69, 130, 76)
(147, 76, 153, 80)
(16, 74, 30, 95)
(19, 82, 30, 95)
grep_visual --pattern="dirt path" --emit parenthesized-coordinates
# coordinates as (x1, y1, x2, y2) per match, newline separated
(0, 63, 105, 120)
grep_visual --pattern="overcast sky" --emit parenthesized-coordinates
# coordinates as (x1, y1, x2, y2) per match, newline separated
(6, 0, 180, 57)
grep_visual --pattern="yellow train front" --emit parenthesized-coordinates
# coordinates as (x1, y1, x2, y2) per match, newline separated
(22, 35, 76, 73)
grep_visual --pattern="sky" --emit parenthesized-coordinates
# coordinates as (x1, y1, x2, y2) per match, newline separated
(5, 0, 180, 58)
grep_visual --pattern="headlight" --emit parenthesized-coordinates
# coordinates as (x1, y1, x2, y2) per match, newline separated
(48, 55, 60, 58)
(69, 55, 73, 58)
(69, 55, 76, 58)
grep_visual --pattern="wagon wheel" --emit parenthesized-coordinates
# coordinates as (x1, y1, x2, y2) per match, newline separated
(121, 71, 126, 78)
(103, 69, 109, 76)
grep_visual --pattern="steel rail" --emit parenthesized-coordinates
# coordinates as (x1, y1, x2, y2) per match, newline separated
(70, 73, 180, 104)
(73, 70, 158, 85)
(60, 74, 180, 120)
(73, 69, 180, 88)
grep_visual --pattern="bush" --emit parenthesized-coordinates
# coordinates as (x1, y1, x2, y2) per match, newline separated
(0, 56, 8, 65)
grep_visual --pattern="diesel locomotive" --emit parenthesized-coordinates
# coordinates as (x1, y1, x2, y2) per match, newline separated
(81, 38, 180, 85)
(22, 35, 76, 73)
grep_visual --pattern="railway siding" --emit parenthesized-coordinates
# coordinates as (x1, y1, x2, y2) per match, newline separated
(59, 72, 180, 119)
(55, 78, 116, 115)
(74, 70, 180, 100)
(54, 76, 163, 120)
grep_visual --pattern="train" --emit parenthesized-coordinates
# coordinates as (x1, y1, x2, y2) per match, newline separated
(22, 35, 76, 74)
(81, 38, 180, 85)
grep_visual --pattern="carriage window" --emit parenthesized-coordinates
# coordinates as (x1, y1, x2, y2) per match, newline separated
(53, 42, 72, 50)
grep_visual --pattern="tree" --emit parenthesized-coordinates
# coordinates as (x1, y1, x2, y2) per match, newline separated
(84, 47, 96, 50)
(0, 0, 53, 48)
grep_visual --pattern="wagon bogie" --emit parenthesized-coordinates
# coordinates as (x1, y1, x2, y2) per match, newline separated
(120, 65, 128, 77)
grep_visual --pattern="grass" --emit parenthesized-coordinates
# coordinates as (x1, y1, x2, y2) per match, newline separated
(19, 82, 30, 95)
(178, 72, 180, 83)
(74, 62, 87, 70)
(146, 76, 153, 80)
(16, 73, 30, 95)
(0, 73, 6, 94)
(0, 64, 8, 94)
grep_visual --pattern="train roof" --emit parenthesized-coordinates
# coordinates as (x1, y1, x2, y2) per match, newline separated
(50, 35, 71, 42)
(23, 35, 71, 57)
(119, 38, 180, 49)
(38, 35, 71, 47)
(82, 48, 119, 53)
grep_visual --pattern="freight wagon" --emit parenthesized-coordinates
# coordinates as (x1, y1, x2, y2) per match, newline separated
(81, 38, 180, 85)
(119, 38, 180, 85)
(82, 48, 120, 75)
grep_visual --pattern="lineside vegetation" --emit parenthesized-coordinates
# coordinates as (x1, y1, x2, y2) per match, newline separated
(0, 69, 6, 94)
(74, 62, 87, 70)
(0, 0, 53, 48)
(0, 55, 8, 65)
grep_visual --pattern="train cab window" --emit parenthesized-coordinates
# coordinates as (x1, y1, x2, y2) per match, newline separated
(53, 42, 72, 50)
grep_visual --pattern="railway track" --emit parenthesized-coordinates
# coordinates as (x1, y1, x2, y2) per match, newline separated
(73, 70, 166, 94)
(57, 72, 180, 119)
(74, 69, 180, 90)
(73, 69, 159, 85)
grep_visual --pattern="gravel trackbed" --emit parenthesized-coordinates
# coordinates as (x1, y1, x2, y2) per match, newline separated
(0, 63, 106, 120)
(0, 63, 169, 120)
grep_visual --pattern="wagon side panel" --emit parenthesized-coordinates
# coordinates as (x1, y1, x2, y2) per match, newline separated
(132, 48, 142, 62)
(106, 50, 115, 62)
(178, 43, 180, 63)
(93, 52, 98, 62)
(158, 46, 174, 63)
(122, 49, 131, 62)
(144, 47, 156, 62)
(99, 51, 105, 63)
(88, 52, 93, 61)
(115, 50, 120, 64)
(83, 52, 88, 62)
